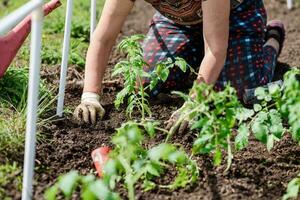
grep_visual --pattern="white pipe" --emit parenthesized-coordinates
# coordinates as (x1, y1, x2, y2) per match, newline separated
(21, 1, 44, 200)
(56, 0, 73, 117)
(90, 0, 97, 40)
(0, 0, 43, 35)
(287, 0, 293, 9)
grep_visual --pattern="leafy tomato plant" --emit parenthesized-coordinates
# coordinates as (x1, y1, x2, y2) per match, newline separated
(113, 35, 190, 121)
(235, 68, 300, 152)
(102, 122, 199, 200)
(169, 83, 241, 167)
(44, 171, 119, 200)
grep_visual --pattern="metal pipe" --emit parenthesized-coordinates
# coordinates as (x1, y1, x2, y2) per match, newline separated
(287, 0, 293, 9)
(21, 1, 44, 199)
(56, 0, 73, 117)
(90, 0, 97, 40)
(0, 0, 43, 35)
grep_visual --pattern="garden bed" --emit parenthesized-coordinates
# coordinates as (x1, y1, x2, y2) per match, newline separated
(1, 0, 300, 199)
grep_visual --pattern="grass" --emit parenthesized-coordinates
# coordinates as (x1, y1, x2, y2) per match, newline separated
(0, 0, 105, 197)
(0, 162, 22, 200)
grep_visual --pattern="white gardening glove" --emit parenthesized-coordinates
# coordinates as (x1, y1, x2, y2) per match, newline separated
(74, 92, 105, 124)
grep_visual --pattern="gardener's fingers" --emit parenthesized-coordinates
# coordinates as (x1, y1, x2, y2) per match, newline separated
(80, 105, 90, 124)
(165, 117, 175, 130)
(74, 105, 83, 122)
(96, 105, 105, 120)
(178, 120, 189, 134)
(88, 105, 97, 125)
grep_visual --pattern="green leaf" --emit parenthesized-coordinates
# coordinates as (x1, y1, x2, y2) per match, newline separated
(266, 134, 276, 151)
(283, 174, 300, 200)
(252, 122, 268, 144)
(254, 104, 262, 112)
(149, 77, 158, 91)
(159, 68, 169, 82)
(193, 134, 213, 147)
(268, 83, 280, 95)
(114, 87, 129, 109)
(146, 163, 160, 177)
(58, 171, 79, 198)
(44, 185, 58, 200)
(236, 108, 255, 123)
(89, 180, 120, 200)
(235, 124, 250, 151)
(213, 148, 222, 166)
(175, 57, 187, 73)
(143, 180, 156, 191)
(148, 143, 174, 161)
(255, 87, 267, 100)
(82, 187, 97, 200)
(145, 121, 156, 138)
(168, 151, 187, 164)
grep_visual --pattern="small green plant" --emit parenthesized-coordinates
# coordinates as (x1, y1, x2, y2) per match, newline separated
(102, 122, 199, 200)
(235, 68, 300, 152)
(113, 35, 189, 121)
(169, 83, 241, 167)
(283, 173, 300, 200)
(45, 123, 199, 200)
(44, 171, 119, 200)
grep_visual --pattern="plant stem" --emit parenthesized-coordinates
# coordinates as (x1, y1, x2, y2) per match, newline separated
(118, 156, 136, 200)
(225, 135, 233, 172)
(137, 76, 146, 121)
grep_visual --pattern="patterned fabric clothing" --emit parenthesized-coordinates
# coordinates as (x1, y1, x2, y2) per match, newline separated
(142, 0, 278, 99)
(134, 0, 244, 25)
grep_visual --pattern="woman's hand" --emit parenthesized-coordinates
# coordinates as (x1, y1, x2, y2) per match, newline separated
(165, 106, 190, 135)
(74, 92, 105, 124)
(165, 0, 231, 135)
(75, 0, 134, 124)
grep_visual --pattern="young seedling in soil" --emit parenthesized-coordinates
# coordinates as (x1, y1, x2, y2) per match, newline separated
(102, 122, 199, 200)
(112, 34, 190, 121)
(235, 68, 300, 152)
(283, 173, 300, 200)
(169, 83, 241, 168)
(44, 171, 119, 200)
(45, 123, 199, 200)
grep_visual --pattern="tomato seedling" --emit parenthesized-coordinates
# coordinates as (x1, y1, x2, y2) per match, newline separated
(102, 122, 199, 200)
(113, 35, 190, 121)
(169, 83, 241, 168)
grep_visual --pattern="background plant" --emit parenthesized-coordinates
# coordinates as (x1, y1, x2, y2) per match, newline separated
(235, 68, 300, 152)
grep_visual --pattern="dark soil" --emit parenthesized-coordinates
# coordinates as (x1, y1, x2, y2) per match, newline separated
(4, 0, 300, 199)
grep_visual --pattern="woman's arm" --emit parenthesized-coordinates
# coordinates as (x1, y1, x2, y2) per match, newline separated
(197, 0, 230, 84)
(84, 0, 134, 94)
(74, 0, 134, 124)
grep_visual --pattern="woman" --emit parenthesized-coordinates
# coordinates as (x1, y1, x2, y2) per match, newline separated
(73, 0, 285, 129)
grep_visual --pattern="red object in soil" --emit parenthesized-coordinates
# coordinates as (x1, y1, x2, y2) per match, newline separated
(91, 146, 111, 177)
(0, 0, 62, 78)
